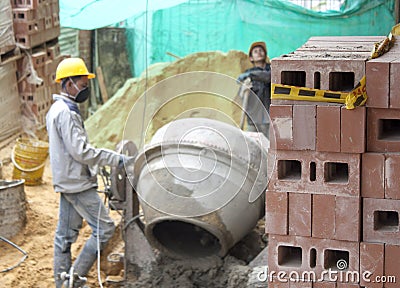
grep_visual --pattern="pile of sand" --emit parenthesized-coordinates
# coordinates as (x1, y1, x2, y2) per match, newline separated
(85, 50, 251, 150)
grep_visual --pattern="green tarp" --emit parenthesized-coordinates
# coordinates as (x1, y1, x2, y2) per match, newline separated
(60, 0, 396, 76)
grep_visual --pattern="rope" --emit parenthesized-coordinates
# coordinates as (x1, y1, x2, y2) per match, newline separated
(0, 236, 28, 273)
(96, 200, 104, 288)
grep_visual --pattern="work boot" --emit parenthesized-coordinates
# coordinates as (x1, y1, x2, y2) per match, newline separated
(63, 277, 88, 288)
(54, 251, 72, 288)
(59, 269, 88, 288)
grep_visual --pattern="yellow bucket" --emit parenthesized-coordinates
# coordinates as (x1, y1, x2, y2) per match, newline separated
(11, 138, 49, 186)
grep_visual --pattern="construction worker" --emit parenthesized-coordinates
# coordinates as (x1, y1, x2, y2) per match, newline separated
(46, 58, 133, 288)
(237, 41, 271, 137)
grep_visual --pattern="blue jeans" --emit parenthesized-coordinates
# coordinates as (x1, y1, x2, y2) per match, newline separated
(54, 188, 115, 287)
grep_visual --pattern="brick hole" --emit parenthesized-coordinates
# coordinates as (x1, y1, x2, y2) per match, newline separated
(378, 119, 400, 141)
(310, 248, 316, 268)
(278, 160, 301, 180)
(281, 71, 306, 87)
(314, 72, 321, 89)
(310, 162, 316, 182)
(324, 249, 349, 271)
(324, 162, 348, 183)
(19, 37, 26, 44)
(278, 245, 302, 267)
(329, 72, 354, 92)
(374, 211, 399, 232)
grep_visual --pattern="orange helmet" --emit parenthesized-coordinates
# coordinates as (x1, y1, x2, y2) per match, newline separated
(248, 41, 267, 57)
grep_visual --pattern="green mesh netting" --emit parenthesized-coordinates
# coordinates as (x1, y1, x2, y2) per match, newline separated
(60, 0, 396, 76)
(125, 0, 395, 76)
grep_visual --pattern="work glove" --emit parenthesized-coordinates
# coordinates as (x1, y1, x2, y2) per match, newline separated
(237, 71, 251, 83)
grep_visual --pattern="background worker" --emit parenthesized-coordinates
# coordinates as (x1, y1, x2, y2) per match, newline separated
(46, 58, 133, 288)
(237, 41, 272, 137)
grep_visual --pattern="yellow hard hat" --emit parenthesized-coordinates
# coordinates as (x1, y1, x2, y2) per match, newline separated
(55, 57, 95, 83)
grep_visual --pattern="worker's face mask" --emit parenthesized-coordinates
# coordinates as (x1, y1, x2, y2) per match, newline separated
(70, 78, 90, 103)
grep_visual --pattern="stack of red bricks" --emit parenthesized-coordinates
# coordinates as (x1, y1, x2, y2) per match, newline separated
(12, 0, 65, 128)
(360, 40, 400, 288)
(265, 36, 398, 288)
(0, 1, 22, 142)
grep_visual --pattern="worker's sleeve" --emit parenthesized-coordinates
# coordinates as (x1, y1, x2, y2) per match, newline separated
(57, 109, 121, 167)
(237, 71, 251, 83)
(248, 70, 271, 83)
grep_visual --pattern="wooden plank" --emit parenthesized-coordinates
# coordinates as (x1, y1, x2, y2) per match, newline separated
(96, 66, 109, 103)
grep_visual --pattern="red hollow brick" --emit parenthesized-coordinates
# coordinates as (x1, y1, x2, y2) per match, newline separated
(366, 54, 400, 108)
(270, 104, 293, 150)
(11, 0, 42, 9)
(44, 16, 52, 30)
(367, 108, 400, 152)
(335, 284, 360, 288)
(360, 242, 384, 288)
(312, 194, 335, 239)
(293, 105, 316, 151)
(266, 191, 288, 235)
(268, 235, 360, 284)
(335, 196, 360, 242)
(268, 280, 290, 288)
(316, 105, 341, 152)
(390, 58, 400, 109)
(51, 2, 59, 14)
(290, 282, 312, 288)
(52, 14, 60, 28)
(13, 19, 44, 35)
(288, 193, 311, 237)
(271, 58, 366, 91)
(361, 153, 385, 199)
(268, 149, 360, 197)
(31, 51, 47, 68)
(384, 244, 400, 288)
(15, 32, 44, 49)
(340, 106, 366, 153)
(313, 282, 336, 288)
(12, 8, 36, 21)
(363, 198, 400, 245)
(385, 154, 400, 200)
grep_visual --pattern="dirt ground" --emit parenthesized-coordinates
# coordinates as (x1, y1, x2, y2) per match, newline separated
(0, 136, 267, 288)
(0, 137, 126, 288)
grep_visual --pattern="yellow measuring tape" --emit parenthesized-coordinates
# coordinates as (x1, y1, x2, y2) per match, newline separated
(271, 76, 367, 110)
(271, 83, 347, 104)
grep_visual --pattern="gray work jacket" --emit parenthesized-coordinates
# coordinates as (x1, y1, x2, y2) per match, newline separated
(46, 94, 121, 193)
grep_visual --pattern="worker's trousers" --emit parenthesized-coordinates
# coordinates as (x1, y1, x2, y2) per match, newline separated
(53, 188, 115, 288)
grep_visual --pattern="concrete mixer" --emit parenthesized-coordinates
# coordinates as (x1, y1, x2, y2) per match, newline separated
(108, 118, 269, 281)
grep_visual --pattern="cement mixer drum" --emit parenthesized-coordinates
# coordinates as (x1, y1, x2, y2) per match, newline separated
(134, 118, 269, 258)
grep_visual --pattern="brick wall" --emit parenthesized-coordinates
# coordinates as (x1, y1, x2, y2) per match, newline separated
(266, 36, 400, 288)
